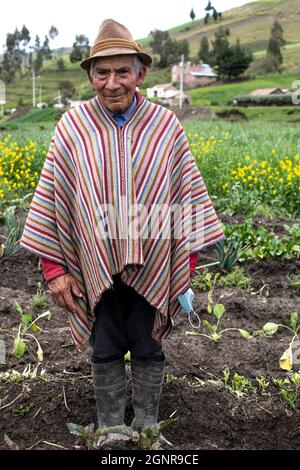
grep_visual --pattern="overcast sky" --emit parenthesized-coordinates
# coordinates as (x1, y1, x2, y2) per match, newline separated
(0, 0, 252, 52)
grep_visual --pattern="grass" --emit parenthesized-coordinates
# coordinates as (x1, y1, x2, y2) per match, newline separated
(166, 0, 300, 57)
(6, 66, 90, 109)
(5, 108, 61, 124)
(253, 43, 300, 73)
(0, 123, 54, 143)
(226, 107, 300, 123)
(187, 74, 300, 106)
(142, 0, 300, 74)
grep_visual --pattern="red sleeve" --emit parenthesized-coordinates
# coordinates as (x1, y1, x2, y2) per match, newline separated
(190, 253, 198, 274)
(40, 257, 67, 282)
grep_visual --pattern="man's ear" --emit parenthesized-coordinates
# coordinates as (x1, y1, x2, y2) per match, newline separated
(136, 65, 147, 87)
(87, 71, 94, 88)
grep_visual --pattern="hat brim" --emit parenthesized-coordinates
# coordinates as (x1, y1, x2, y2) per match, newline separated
(80, 49, 152, 70)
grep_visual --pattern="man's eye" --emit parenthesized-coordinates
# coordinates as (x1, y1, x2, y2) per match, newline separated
(95, 70, 108, 76)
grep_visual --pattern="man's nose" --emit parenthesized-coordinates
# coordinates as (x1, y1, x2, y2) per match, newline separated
(106, 73, 120, 90)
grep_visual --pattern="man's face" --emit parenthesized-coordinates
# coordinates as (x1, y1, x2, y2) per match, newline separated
(89, 55, 147, 114)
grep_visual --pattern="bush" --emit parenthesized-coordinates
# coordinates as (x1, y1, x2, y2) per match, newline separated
(248, 55, 281, 75)
(234, 93, 296, 107)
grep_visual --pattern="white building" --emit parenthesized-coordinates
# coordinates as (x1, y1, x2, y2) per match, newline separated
(146, 83, 192, 106)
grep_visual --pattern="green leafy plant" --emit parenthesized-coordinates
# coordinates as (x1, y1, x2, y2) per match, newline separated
(231, 373, 252, 397)
(222, 368, 253, 397)
(67, 423, 139, 450)
(224, 221, 300, 261)
(124, 351, 131, 362)
(0, 193, 33, 223)
(186, 273, 252, 341)
(67, 418, 175, 450)
(288, 273, 300, 290)
(214, 238, 250, 272)
(255, 376, 270, 395)
(13, 402, 33, 417)
(218, 266, 251, 289)
(12, 301, 51, 361)
(254, 311, 300, 371)
(0, 206, 26, 257)
(31, 282, 48, 309)
(273, 373, 300, 410)
(192, 266, 251, 291)
(191, 268, 214, 291)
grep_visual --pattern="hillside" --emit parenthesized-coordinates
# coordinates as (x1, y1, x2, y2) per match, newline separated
(144, 0, 300, 56)
(2, 0, 300, 109)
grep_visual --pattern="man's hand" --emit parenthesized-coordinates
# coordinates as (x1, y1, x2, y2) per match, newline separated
(48, 274, 83, 314)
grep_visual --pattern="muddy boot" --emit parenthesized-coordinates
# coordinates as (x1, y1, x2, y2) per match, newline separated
(92, 358, 127, 429)
(131, 358, 165, 432)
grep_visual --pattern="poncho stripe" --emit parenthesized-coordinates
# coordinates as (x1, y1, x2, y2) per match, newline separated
(21, 95, 224, 348)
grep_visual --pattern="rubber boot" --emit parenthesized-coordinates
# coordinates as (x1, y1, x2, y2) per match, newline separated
(131, 358, 165, 432)
(92, 358, 127, 429)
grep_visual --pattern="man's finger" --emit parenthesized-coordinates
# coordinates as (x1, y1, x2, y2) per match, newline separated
(63, 290, 77, 313)
(53, 293, 68, 311)
(70, 280, 83, 298)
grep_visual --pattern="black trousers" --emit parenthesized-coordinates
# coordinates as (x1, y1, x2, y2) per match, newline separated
(89, 273, 164, 363)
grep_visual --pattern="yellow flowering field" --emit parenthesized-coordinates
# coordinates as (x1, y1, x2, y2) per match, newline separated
(0, 122, 299, 216)
(0, 128, 51, 205)
(186, 121, 300, 216)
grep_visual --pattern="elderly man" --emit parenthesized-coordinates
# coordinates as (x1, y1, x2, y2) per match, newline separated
(21, 19, 224, 433)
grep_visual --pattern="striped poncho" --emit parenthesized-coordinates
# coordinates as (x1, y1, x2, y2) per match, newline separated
(20, 94, 224, 349)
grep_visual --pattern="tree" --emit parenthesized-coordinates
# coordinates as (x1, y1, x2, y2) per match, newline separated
(149, 30, 189, 67)
(3, 32, 22, 79)
(59, 80, 75, 103)
(0, 26, 31, 82)
(56, 57, 66, 71)
(149, 30, 169, 56)
(70, 46, 84, 63)
(20, 25, 31, 48)
(270, 20, 285, 45)
(221, 40, 253, 79)
(267, 20, 285, 68)
(31, 32, 57, 72)
(211, 28, 253, 79)
(160, 38, 189, 67)
(211, 27, 230, 66)
(0, 24, 60, 82)
(204, 1, 221, 24)
(212, 8, 218, 22)
(198, 35, 211, 63)
(249, 54, 281, 75)
(42, 36, 52, 60)
(49, 25, 59, 40)
(190, 8, 196, 21)
(32, 35, 43, 72)
(69, 34, 90, 63)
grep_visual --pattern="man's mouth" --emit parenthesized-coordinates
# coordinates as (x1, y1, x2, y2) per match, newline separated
(107, 95, 123, 100)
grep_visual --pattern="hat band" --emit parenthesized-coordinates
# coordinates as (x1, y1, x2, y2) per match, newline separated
(91, 38, 142, 56)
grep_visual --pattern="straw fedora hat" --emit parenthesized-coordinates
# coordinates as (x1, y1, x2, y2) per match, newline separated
(80, 19, 152, 70)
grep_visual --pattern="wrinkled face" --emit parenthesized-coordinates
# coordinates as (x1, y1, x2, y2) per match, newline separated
(89, 55, 147, 114)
